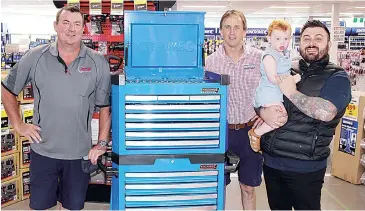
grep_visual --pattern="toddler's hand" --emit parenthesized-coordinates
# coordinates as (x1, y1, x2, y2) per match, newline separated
(293, 74, 301, 83)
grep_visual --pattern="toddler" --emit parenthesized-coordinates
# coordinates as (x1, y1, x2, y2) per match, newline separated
(249, 20, 300, 152)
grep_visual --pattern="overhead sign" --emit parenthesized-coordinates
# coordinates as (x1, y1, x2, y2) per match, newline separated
(246, 28, 268, 36)
(204, 28, 216, 35)
(350, 27, 365, 36)
(333, 26, 345, 42)
(322, 21, 346, 29)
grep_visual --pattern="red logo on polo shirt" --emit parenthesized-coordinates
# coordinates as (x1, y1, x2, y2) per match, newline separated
(78, 66, 92, 73)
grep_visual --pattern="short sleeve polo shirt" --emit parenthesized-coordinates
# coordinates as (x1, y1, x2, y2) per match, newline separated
(2, 42, 111, 160)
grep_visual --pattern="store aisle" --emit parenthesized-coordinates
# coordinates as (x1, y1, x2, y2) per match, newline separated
(3, 175, 365, 210)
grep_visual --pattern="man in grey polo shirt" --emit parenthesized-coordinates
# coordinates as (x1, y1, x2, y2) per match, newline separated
(1, 5, 111, 210)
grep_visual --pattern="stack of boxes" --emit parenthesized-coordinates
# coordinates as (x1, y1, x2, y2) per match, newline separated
(1, 106, 21, 207)
(1, 77, 33, 208)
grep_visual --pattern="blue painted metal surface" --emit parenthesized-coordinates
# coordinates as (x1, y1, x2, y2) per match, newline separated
(110, 11, 229, 210)
(124, 11, 205, 80)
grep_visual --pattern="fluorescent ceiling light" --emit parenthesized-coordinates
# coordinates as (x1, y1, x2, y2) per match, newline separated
(354, 7, 365, 9)
(7, 5, 53, 7)
(340, 12, 364, 15)
(182, 5, 226, 8)
(270, 6, 310, 9)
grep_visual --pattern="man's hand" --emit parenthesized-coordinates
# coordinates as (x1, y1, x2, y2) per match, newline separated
(88, 144, 107, 165)
(276, 75, 298, 97)
(259, 106, 287, 128)
(15, 123, 42, 143)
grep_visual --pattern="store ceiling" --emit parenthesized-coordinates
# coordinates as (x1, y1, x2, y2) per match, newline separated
(177, 0, 365, 18)
(1, 0, 364, 19)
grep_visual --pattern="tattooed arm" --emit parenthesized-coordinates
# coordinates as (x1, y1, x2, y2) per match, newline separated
(288, 91, 337, 122)
(276, 74, 338, 122)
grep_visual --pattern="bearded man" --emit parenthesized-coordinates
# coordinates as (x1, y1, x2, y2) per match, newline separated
(256, 20, 351, 210)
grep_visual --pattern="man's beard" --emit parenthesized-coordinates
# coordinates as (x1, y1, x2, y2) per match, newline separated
(300, 45, 329, 63)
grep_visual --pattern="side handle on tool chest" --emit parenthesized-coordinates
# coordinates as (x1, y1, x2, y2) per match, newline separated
(224, 150, 240, 173)
(97, 153, 119, 178)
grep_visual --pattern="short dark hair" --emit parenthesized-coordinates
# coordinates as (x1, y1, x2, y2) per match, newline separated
(300, 20, 330, 40)
(56, 5, 84, 24)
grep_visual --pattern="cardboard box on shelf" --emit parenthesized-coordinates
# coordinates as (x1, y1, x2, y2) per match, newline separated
(17, 82, 34, 104)
(1, 129, 18, 156)
(20, 104, 34, 125)
(1, 177, 20, 208)
(1, 153, 19, 182)
(20, 168, 30, 200)
(332, 91, 365, 185)
(18, 137, 31, 169)
(1, 104, 10, 135)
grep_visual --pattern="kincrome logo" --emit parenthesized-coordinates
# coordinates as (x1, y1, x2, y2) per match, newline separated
(202, 88, 219, 93)
(134, 41, 195, 52)
(200, 164, 217, 170)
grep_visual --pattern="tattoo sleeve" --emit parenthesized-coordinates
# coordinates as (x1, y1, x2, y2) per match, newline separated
(288, 91, 338, 122)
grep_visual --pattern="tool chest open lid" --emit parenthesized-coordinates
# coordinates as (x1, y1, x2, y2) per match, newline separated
(124, 11, 205, 81)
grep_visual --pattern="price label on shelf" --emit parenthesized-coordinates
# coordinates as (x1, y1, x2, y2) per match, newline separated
(344, 94, 360, 121)
(134, 0, 147, 11)
(111, 0, 124, 15)
(67, 0, 80, 8)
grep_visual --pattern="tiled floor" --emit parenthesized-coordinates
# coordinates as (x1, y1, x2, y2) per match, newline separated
(4, 175, 365, 210)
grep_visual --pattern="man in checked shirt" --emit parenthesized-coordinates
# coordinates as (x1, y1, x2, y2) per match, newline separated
(205, 10, 265, 210)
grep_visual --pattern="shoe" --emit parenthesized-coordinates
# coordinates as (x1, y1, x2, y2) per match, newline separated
(248, 129, 261, 153)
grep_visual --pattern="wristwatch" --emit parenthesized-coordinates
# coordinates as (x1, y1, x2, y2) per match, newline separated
(97, 140, 108, 148)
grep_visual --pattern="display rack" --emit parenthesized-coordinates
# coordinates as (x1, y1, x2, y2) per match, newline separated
(337, 50, 365, 92)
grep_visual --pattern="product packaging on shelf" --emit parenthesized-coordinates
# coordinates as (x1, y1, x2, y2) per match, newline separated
(1, 129, 18, 156)
(17, 82, 34, 103)
(1, 177, 20, 208)
(18, 137, 31, 169)
(20, 168, 30, 200)
(1, 153, 19, 182)
(19, 104, 34, 126)
(1, 104, 9, 134)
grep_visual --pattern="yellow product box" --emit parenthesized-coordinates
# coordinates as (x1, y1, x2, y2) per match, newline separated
(18, 137, 31, 169)
(20, 168, 30, 200)
(1, 153, 19, 182)
(20, 104, 34, 125)
(1, 177, 21, 208)
(1, 129, 19, 156)
(1, 104, 10, 134)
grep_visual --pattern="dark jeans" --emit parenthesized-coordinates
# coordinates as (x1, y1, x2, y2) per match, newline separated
(263, 164, 326, 210)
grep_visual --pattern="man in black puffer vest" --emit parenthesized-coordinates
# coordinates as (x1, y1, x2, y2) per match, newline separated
(256, 20, 351, 210)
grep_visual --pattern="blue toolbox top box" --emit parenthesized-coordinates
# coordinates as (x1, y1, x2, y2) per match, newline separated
(123, 11, 206, 81)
